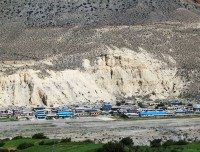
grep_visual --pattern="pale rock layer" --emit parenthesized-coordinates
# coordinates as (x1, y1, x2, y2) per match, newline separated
(0, 48, 185, 107)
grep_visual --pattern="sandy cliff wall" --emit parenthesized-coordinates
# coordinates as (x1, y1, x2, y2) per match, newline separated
(0, 23, 199, 107)
(0, 48, 185, 107)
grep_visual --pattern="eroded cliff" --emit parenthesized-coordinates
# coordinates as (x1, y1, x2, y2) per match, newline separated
(0, 47, 187, 107)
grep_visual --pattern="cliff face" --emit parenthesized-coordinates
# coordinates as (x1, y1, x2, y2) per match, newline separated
(0, 47, 185, 107)
(84, 48, 185, 100)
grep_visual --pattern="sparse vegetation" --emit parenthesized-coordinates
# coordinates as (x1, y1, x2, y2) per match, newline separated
(0, 136, 200, 152)
(96, 138, 199, 152)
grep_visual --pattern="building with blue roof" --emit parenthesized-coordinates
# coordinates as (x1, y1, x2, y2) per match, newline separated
(56, 111, 74, 118)
(101, 103, 112, 111)
(34, 110, 46, 119)
(169, 101, 182, 106)
(193, 105, 200, 113)
(175, 109, 193, 114)
(140, 111, 174, 117)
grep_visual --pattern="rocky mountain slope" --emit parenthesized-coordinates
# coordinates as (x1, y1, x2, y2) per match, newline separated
(0, 0, 200, 107)
(0, 0, 200, 27)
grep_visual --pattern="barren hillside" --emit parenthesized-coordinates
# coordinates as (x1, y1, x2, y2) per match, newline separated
(0, 0, 199, 107)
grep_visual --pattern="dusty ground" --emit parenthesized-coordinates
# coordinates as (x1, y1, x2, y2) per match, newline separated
(0, 117, 200, 145)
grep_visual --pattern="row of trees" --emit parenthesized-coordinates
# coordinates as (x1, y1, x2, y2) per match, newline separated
(0, 134, 191, 152)
(0, 133, 49, 152)
(96, 137, 189, 152)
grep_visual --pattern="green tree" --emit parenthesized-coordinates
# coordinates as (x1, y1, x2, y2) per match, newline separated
(17, 143, 34, 150)
(97, 142, 125, 152)
(120, 137, 134, 146)
(32, 133, 48, 139)
(163, 140, 176, 147)
(150, 139, 162, 147)
(138, 102, 145, 108)
(0, 140, 5, 147)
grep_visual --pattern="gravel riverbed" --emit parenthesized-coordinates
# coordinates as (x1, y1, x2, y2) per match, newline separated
(0, 117, 200, 145)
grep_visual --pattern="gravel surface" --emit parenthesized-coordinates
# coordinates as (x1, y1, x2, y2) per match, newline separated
(0, 117, 200, 145)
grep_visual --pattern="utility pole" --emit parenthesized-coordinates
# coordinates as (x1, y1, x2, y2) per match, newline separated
(52, 131, 57, 152)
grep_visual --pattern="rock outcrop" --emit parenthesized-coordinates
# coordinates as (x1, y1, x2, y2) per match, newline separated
(0, 47, 186, 107)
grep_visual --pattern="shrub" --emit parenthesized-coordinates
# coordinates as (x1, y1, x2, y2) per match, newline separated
(43, 141, 54, 145)
(170, 149, 179, 152)
(97, 142, 125, 152)
(176, 140, 188, 145)
(116, 102, 121, 106)
(120, 114, 129, 119)
(163, 140, 176, 147)
(0, 138, 11, 147)
(1, 139, 9, 142)
(32, 133, 48, 139)
(150, 139, 162, 147)
(0, 141, 5, 147)
(132, 146, 142, 152)
(83, 139, 93, 143)
(38, 141, 45, 145)
(0, 148, 8, 152)
(120, 137, 134, 146)
(39, 140, 57, 146)
(138, 102, 145, 108)
(187, 103, 193, 107)
(170, 147, 184, 152)
(17, 143, 34, 150)
(61, 137, 71, 142)
(12, 136, 23, 140)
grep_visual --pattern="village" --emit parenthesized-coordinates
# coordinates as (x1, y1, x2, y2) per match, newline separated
(0, 100, 200, 121)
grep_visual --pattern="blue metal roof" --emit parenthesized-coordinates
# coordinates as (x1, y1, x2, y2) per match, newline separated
(175, 109, 193, 113)
(36, 114, 46, 116)
(85, 109, 97, 112)
(57, 111, 74, 116)
(194, 105, 200, 109)
(57, 111, 73, 114)
(140, 111, 166, 115)
(36, 110, 45, 112)
(37, 116, 46, 118)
